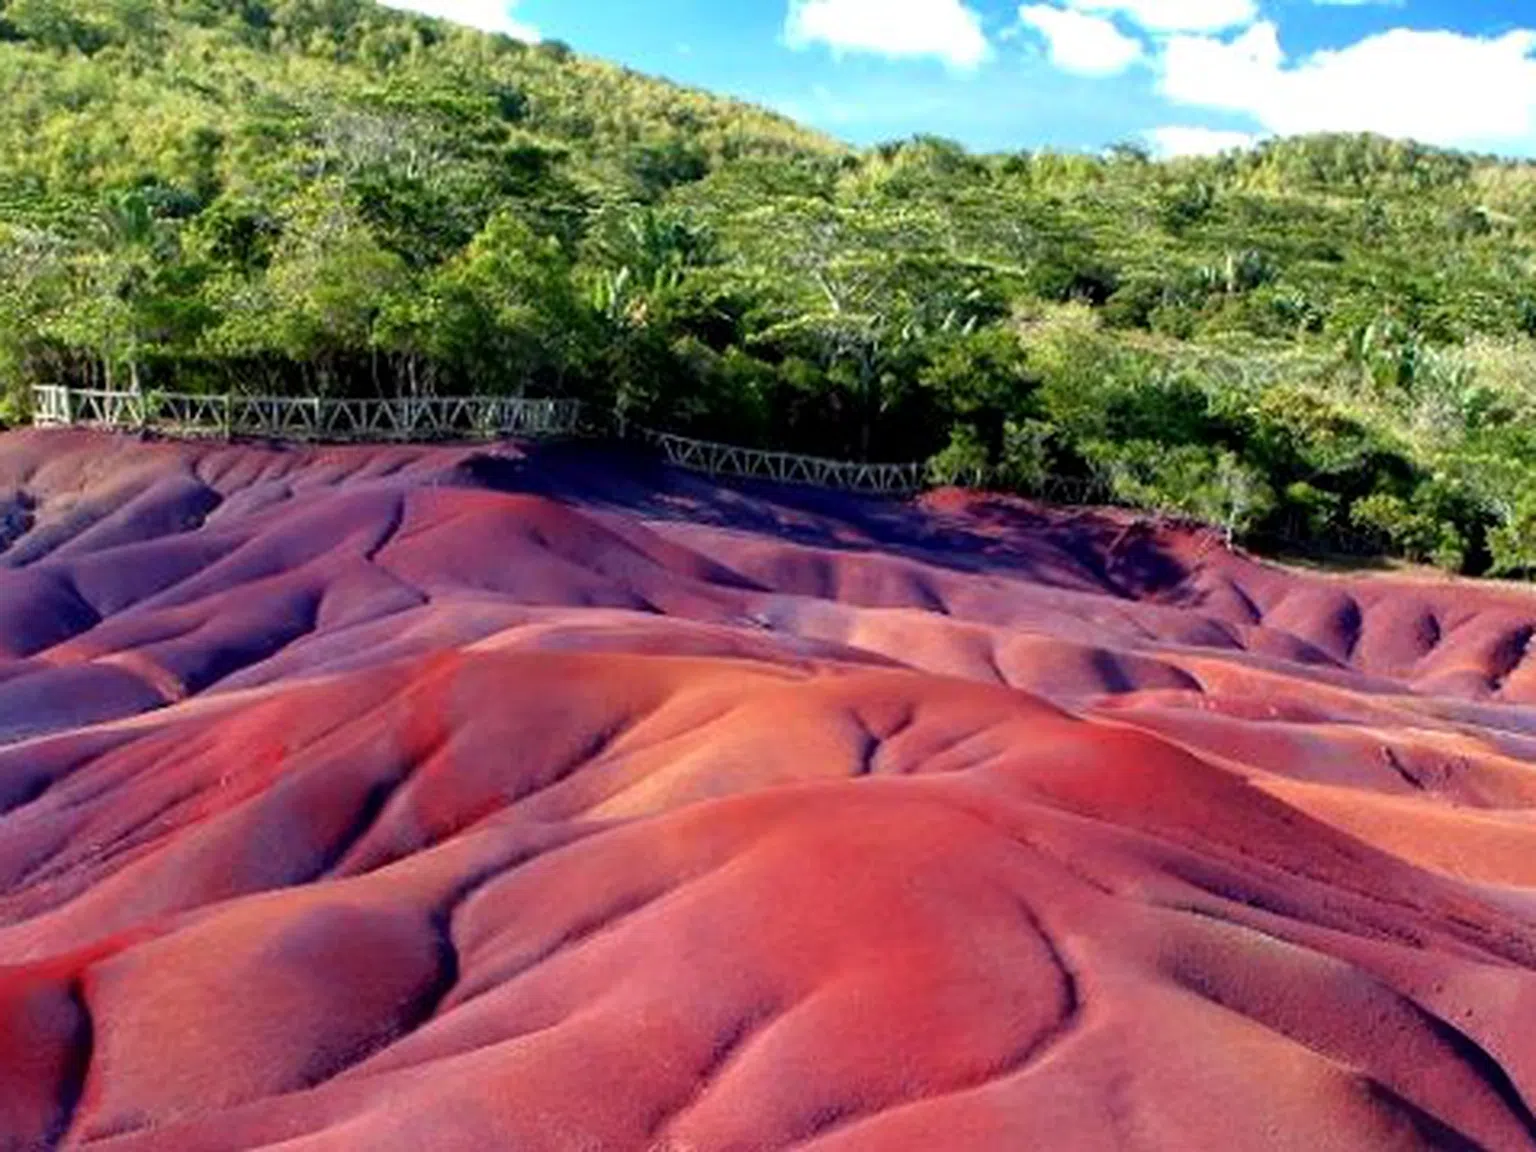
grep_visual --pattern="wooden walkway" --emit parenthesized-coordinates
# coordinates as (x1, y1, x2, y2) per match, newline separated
(30, 386, 931, 496)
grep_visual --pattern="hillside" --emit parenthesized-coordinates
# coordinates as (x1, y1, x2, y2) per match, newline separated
(5, 0, 1536, 576)
(6, 428, 1536, 1149)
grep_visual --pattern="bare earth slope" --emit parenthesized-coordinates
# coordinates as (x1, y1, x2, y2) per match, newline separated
(4, 428, 1536, 1150)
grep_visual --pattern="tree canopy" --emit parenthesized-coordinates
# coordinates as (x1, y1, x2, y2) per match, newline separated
(6, 0, 1536, 576)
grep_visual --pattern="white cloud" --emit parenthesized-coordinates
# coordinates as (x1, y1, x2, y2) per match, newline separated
(1066, 0, 1257, 33)
(1018, 5, 1142, 75)
(1161, 22, 1536, 151)
(381, 0, 538, 40)
(784, 0, 991, 69)
(1160, 19, 1282, 112)
(1146, 124, 1260, 156)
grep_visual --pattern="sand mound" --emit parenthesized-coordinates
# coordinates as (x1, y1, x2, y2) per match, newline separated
(2, 429, 1536, 1150)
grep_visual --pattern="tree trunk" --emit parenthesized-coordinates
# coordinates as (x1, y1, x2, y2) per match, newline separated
(858, 350, 875, 462)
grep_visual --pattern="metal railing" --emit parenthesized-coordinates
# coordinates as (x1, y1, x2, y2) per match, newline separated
(28, 385, 936, 497)
(31, 386, 584, 443)
(630, 425, 929, 495)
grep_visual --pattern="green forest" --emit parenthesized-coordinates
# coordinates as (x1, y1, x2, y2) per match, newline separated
(6, 0, 1536, 575)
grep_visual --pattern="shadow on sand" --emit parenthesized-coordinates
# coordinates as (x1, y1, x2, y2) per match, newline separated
(452, 441, 1199, 603)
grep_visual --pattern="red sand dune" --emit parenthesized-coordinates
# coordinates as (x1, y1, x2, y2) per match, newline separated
(3, 427, 1536, 1150)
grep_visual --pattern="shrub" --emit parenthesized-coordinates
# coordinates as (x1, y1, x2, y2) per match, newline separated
(1350, 491, 1467, 572)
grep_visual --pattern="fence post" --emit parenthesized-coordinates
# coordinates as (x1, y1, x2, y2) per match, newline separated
(223, 393, 233, 441)
(62, 385, 73, 426)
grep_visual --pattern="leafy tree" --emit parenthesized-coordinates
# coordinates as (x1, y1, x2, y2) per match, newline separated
(741, 199, 991, 459)
(6, 0, 1536, 577)
(1351, 490, 1468, 572)
(1087, 440, 1274, 543)
(1488, 492, 1536, 578)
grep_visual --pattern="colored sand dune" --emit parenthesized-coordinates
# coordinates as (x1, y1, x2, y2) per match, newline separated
(3, 428, 1536, 1150)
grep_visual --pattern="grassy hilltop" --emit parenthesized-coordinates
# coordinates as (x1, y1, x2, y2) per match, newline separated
(5, 0, 1536, 574)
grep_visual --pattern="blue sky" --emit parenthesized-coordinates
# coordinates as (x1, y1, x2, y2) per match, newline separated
(389, 0, 1536, 157)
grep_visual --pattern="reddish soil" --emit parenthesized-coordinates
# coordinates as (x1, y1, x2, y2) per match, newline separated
(3, 427, 1536, 1150)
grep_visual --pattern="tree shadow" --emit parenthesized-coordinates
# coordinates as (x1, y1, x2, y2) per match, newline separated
(452, 442, 1197, 602)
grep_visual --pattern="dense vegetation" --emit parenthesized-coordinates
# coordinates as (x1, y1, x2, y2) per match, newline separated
(5, 0, 1536, 576)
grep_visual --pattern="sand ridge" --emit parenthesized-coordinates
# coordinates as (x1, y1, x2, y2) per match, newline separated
(2, 428, 1536, 1149)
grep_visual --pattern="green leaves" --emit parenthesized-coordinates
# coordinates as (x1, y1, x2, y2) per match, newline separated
(5, 0, 1536, 579)
(1084, 440, 1276, 543)
(1351, 490, 1469, 573)
(262, 187, 404, 360)
(1488, 494, 1536, 578)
